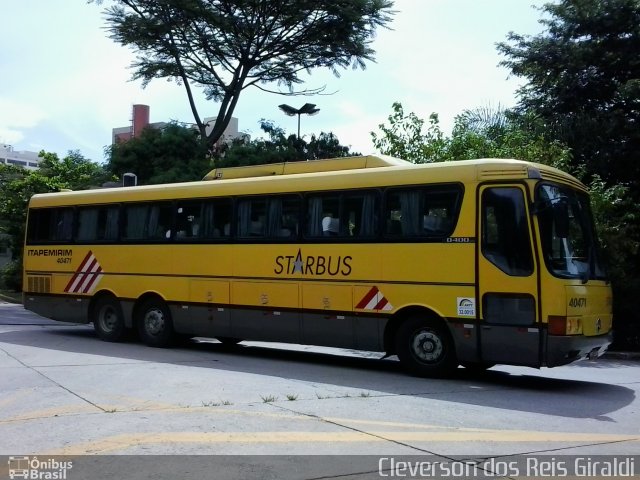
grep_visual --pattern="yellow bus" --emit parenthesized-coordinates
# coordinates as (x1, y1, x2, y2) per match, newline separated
(22, 155, 612, 376)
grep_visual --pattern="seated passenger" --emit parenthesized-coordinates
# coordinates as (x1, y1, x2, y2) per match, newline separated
(322, 216, 340, 236)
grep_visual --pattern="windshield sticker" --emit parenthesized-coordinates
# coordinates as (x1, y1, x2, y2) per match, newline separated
(457, 297, 476, 317)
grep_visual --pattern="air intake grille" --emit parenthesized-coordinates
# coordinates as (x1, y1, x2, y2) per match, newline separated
(27, 275, 51, 293)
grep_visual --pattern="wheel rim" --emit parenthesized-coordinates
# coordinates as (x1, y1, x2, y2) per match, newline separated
(144, 308, 165, 336)
(98, 305, 119, 333)
(410, 329, 444, 363)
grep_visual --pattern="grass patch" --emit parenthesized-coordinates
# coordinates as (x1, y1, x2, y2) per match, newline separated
(260, 395, 278, 403)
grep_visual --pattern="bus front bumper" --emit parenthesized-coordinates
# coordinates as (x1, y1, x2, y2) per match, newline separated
(546, 332, 613, 367)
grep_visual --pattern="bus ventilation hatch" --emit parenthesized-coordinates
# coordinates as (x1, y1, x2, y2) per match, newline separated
(27, 275, 51, 293)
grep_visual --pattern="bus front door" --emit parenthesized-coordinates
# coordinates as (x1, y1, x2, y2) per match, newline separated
(477, 185, 541, 367)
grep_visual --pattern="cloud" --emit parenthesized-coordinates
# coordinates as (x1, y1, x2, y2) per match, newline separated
(0, 98, 48, 145)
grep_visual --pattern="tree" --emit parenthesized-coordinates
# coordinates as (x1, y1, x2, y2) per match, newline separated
(106, 122, 210, 184)
(0, 151, 113, 290)
(370, 102, 448, 163)
(497, 0, 640, 188)
(371, 102, 572, 167)
(216, 120, 358, 167)
(93, 0, 394, 150)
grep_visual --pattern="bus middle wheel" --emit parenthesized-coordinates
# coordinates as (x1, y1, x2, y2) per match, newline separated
(137, 298, 175, 348)
(92, 295, 126, 342)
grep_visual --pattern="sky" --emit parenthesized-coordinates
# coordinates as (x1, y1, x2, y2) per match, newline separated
(1, 0, 548, 163)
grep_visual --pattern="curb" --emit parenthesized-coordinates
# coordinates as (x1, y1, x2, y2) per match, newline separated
(0, 292, 22, 304)
(602, 351, 640, 360)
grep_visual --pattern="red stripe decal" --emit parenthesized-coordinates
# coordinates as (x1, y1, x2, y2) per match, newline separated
(64, 251, 94, 292)
(356, 286, 379, 309)
(374, 297, 389, 310)
(82, 266, 103, 293)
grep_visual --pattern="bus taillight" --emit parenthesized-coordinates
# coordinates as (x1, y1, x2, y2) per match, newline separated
(548, 315, 582, 335)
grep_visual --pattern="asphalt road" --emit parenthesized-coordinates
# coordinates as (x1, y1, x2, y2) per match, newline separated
(1, 302, 638, 478)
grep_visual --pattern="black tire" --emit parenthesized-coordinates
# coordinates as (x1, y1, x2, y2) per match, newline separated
(92, 296, 126, 342)
(216, 336, 242, 346)
(395, 315, 458, 377)
(136, 298, 174, 348)
(461, 362, 495, 373)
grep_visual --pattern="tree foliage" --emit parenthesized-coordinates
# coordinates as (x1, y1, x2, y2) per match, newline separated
(94, 0, 394, 150)
(371, 102, 572, 166)
(106, 122, 211, 185)
(370, 103, 448, 163)
(0, 152, 112, 290)
(497, 0, 640, 187)
(216, 120, 358, 167)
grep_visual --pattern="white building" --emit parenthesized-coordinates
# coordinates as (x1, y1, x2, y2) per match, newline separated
(0, 144, 41, 170)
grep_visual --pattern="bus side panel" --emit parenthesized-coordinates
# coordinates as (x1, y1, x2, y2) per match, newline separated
(23, 294, 89, 324)
(230, 281, 301, 343)
(180, 279, 232, 336)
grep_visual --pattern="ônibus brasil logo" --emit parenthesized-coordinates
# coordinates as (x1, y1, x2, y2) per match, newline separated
(7, 456, 73, 480)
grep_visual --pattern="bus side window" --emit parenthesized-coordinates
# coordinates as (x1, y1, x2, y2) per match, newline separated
(267, 196, 300, 239)
(384, 187, 461, 238)
(481, 187, 533, 276)
(123, 203, 172, 241)
(306, 195, 340, 237)
(195, 199, 232, 240)
(306, 192, 376, 238)
(176, 202, 202, 240)
(76, 206, 119, 242)
(237, 198, 266, 238)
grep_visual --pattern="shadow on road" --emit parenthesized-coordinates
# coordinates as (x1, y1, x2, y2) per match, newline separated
(0, 320, 635, 421)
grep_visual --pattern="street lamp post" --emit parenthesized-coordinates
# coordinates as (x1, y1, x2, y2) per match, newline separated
(278, 103, 320, 139)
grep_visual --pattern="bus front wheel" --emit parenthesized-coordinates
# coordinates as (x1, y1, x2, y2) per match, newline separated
(92, 296, 126, 342)
(137, 298, 174, 348)
(395, 315, 457, 377)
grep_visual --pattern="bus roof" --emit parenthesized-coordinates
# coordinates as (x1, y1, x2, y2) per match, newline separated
(202, 154, 411, 180)
(28, 156, 587, 208)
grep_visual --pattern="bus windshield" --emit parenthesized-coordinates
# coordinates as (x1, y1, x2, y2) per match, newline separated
(536, 184, 606, 282)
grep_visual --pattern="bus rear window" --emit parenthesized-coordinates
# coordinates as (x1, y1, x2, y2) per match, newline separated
(27, 208, 74, 243)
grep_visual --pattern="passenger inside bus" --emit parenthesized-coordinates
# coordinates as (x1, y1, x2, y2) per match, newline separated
(322, 215, 340, 236)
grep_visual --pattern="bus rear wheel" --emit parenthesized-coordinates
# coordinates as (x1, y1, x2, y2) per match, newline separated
(395, 315, 457, 377)
(93, 296, 126, 342)
(137, 298, 174, 348)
